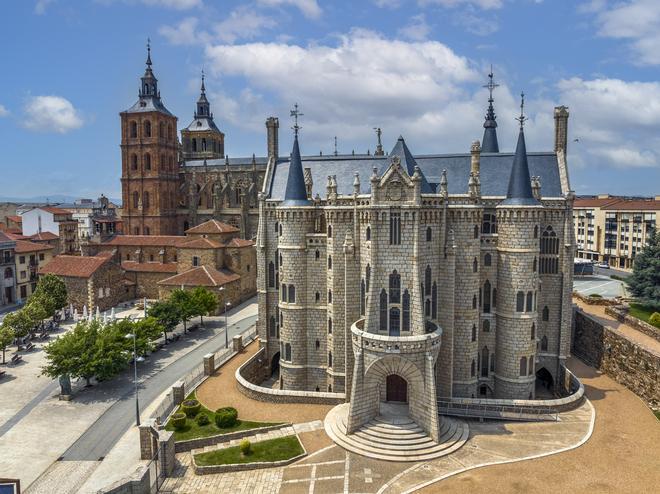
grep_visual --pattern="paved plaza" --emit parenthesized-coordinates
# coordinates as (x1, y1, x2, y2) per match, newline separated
(573, 274, 625, 299)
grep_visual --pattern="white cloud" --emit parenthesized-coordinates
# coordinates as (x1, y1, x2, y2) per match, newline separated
(586, 0, 660, 65)
(141, 0, 201, 9)
(23, 96, 83, 133)
(257, 0, 322, 19)
(159, 17, 207, 45)
(0, 105, 9, 117)
(35, 0, 55, 14)
(453, 7, 499, 35)
(373, 0, 402, 8)
(419, 0, 503, 10)
(214, 6, 277, 43)
(398, 14, 431, 41)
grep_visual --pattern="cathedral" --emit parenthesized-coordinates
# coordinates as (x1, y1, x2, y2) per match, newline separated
(254, 75, 575, 444)
(119, 44, 268, 238)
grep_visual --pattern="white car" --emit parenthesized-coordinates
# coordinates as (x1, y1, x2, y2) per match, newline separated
(596, 263, 610, 269)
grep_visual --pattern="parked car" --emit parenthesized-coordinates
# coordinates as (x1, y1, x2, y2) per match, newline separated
(596, 262, 610, 269)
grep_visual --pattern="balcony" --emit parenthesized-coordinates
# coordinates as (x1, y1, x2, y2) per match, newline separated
(351, 318, 442, 355)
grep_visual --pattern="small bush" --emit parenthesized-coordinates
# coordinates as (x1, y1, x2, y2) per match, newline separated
(196, 413, 210, 426)
(588, 293, 603, 298)
(215, 407, 238, 428)
(239, 439, 251, 456)
(171, 412, 187, 430)
(182, 399, 201, 417)
(649, 312, 660, 328)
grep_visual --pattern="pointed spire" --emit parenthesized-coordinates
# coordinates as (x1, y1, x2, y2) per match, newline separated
(146, 38, 152, 67)
(283, 106, 310, 206)
(501, 93, 538, 206)
(389, 136, 433, 193)
(482, 66, 500, 153)
(200, 69, 206, 94)
(373, 127, 384, 156)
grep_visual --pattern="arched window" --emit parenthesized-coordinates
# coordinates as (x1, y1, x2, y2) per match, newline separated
(425, 265, 431, 295)
(328, 289, 332, 303)
(471, 324, 476, 342)
(484, 253, 492, 267)
(144, 153, 151, 170)
(130, 121, 137, 138)
(540, 226, 559, 274)
(474, 225, 479, 238)
(315, 291, 320, 302)
(279, 224, 282, 236)
(366, 226, 371, 241)
(490, 353, 495, 372)
(481, 346, 489, 377)
(389, 270, 401, 303)
(528, 356, 534, 375)
(328, 317, 332, 334)
(327, 255, 332, 270)
(471, 359, 476, 377)
(516, 291, 525, 312)
(483, 319, 490, 332)
(144, 120, 151, 137)
(425, 299, 431, 317)
(431, 282, 437, 319)
(483, 280, 491, 313)
(426, 227, 432, 242)
(472, 294, 477, 310)
(542, 306, 549, 321)
(315, 249, 320, 260)
(473, 257, 478, 273)
(269, 316, 276, 337)
(268, 262, 275, 287)
(360, 280, 366, 316)
(143, 191, 150, 209)
(389, 308, 400, 336)
(541, 335, 548, 351)
(275, 221, 279, 233)
(167, 123, 172, 140)
(192, 138, 197, 152)
(201, 138, 207, 151)
(533, 257, 537, 272)
(281, 284, 287, 302)
(519, 357, 527, 376)
(402, 289, 410, 331)
(379, 289, 387, 332)
(159, 122, 165, 138)
(327, 225, 332, 238)
(531, 323, 536, 340)
(493, 288, 497, 307)
(534, 225, 539, 238)
(366, 264, 371, 291)
(285, 343, 292, 361)
(526, 291, 533, 312)
(288, 285, 296, 303)
(315, 340, 320, 350)
(133, 191, 139, 209)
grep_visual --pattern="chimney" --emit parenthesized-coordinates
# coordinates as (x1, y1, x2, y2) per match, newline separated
(266, 117, 279, 160)
(470, 140, 481, 175)
(554, 106, 569, 155)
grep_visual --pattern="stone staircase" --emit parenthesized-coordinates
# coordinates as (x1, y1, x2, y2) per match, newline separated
(324, 403, 469, 462)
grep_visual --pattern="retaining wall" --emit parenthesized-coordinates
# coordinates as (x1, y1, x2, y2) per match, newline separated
(174, 423, 288, 453)
(605, 305, 660, 344)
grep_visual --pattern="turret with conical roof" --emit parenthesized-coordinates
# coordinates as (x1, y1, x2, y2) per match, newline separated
(482, 68, 500, 153)
(181, 72, 225, 161)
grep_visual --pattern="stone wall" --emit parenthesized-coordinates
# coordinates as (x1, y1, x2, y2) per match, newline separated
(605, 305, 660, 343)
(573, 307, 660, 408)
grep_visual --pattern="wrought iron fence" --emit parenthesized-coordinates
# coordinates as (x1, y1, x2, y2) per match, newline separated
(437, 400, 559, 422)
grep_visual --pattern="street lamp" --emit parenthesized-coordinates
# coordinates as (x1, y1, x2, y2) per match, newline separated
(125, 316, 144, 427)
(224, 302, 232, 349)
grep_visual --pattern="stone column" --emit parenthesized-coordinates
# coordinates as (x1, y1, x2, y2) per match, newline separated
(158, 430, 176, 476)
(232, 334, 243, 352)
(139, 420, 157, 460)
(171, 381, 185, 407)
(203, 353, 215, 375)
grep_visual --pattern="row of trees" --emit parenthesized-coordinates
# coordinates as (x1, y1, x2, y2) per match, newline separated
(0, 274, 68, 364)
(148, 287, 218, 341)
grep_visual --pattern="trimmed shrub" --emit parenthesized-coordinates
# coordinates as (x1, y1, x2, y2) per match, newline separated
(588, 293, 603, 298)
(649, 312, 660, 328)
(215, 407, 238, 428)
(196, 413, 210, 426)
(239, 439, 251, 456)
(171, 412, 187, 430)
(182, 399, 201, 418)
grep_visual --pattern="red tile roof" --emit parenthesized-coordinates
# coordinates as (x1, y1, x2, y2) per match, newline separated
(178, 237, 223, 249)
(0, 231, 15, 244)
(4, 231, 27, 240)
(6, 215, 22, 223)
(573, 198, 622, 208)
(225, 238, 254, 248)
(39, 255, 111, 278)
(185, 219, 239, 235)
(601, 200, 660, 211)
(29, 231, 59, 241)
(158, 266, 240, 287)
(121, 261, 178, 273)
(41, 206, 71, 215)
(14, 240, 54, 254)
(103, 235, 186, 247)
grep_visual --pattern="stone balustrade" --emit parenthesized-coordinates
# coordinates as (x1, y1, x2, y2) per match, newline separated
(350, 318, 442, 355)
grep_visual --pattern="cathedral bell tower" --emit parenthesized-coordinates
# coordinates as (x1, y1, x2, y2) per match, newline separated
(120, 40, 180, 235)
(180, 72, 225, 161)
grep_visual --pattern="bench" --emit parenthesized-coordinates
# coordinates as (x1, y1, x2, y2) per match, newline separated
(0, 370, 6, 379)
(24, 342, 35, 351)
(10, 354, 22, 365)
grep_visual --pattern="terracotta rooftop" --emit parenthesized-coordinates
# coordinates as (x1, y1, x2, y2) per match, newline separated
(601, 200, 660, 211)
(178, 237, 223, 249)
(158, 266, 240, 287)
(41, 206, 72, 215)
(6, 215, 22, 223)
(29, 231, 59, 241)
(225, 238, 254, 248)
(3, 231, 27, 240)
(15, 240, 54, 254)
(121, 261, 178, 273)
(39, 255, 111, 278)
(574, 198, 622, 208)
(185, 219, 239, 235)
(103, 235, 186, 247)
(0, 231, 15, 244)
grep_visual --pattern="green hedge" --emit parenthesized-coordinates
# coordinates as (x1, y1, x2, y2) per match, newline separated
(171, 412, 187, 430)
(215, 407, 238, 428)
(182, 399, 201, 417)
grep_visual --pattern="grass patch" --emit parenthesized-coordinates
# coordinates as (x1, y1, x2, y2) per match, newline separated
(588, 293, 603, 298)
(194, 435, 304, 466)
(629, 303, 660, 327)
(165, 392, 279, 441)
(610, 274, 627, 282)
(654, 410, 660, 421)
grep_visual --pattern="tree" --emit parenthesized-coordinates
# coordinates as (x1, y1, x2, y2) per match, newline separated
(148, 300, 179, 342)
(92, 322, 131, 382)
(134, 316, 164, 348)
(33, 274, 67, 315)
(3, 310, 34, 341)
(0, 324, 14, 364)
(627, 230, 660, 310)
(24, 301, 48, 333)
(28, 291, 57, 320)
(190, 287, 218, 326)
(170, 289, 196, 332)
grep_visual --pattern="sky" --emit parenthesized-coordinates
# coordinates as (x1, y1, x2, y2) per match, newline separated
(0, 0, 659, 200)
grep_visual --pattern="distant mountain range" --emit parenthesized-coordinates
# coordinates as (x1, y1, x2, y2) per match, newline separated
(0, 195, 122, 205)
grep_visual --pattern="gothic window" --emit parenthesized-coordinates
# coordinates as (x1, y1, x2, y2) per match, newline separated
(327, 255, 332, 270)
(379, 289, 387, 332)
(389, 307, 400, 336)
(269, 316, 276, 337)
(285, 343, 291, 361)
(144, 227, 150, 235)
(315, 292, 320, 302)
(540, 226, 559, 274)
(130, 121, 137, 138)
(315, 340, 320, 350)
(366, 226, 371, 241)
(389, 270, 401, 303)
(516, 291, 525, 312)
(279, 224, 282, 236)
(389, 212, 401, 245)
(328, 317, 332, 334)
(402, 290, 410, 331)
(328, 289, 332, 303)
(471, 359, 476, 377)
(542, 306, 549, 321)
(483, 319, 490, 332)
(279, 252, 283, 267)
(131, 154, 138, 170)
(144, 120, 151, 137)
(167, 123, 172, 140)
(275, 221, 279, 233)
(432, 282, 437, 319)
(528, 356, 534, 375)
(132, 191, 139, 209)
(484, 253, 492, 266)
(327, 351, 333, 367)
(533, 257, 537, 272)
(472, 294, 477, 310)
(481, 347, 489, 377)
(519, 357, 527, 376)
(483, 280, 491, 313)
(474, 225, 479, 239)
(360, 280, 366, 316)
(473, 257, 478, 273)
(526, 291, 533, 312)
(471, 324, 476, 341)
(541, 335, 548, 351)
(315, 249, 320, 260)
(288, 285, 295, 303)
(281, 283, 287, 302)
(144, 153, 151, 170)
(143, 191, 150, 209)
(531, 323, 536, 340)
(534, 225, 538, 238)
(493, 288, 497, 307)
(490, 353, 495, 372)
(268, 262, 275, 287)
(425, 299, 430, 317)
(192, 138, 197, 152)
(126, 253, 130, 260)
(159, 122, 165, 138)
(482, 213, 497, 234)
(134, 227, 140, 235)
(425, 265, 431, 295)
(327, 225, 332, 238)
(366, 264, 371, 291)
(426, 227, 432, 242)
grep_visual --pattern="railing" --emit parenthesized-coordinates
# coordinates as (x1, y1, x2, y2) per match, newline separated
(437, 400, 559, 422)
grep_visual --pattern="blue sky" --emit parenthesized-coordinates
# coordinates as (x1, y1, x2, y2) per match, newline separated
(1, 0, 659, 199)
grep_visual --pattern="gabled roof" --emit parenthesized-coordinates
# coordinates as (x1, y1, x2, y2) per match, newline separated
(121, 261, 178, 273)
(39, 255, 111, 278)
(103, 235, 186, 247)
(185, 219, 239, 235)
(6, 215, 22, 223)
(15, 240, 53, 254)
(157, 266, 240, 287)
(41, 206, 71, 215)
(177, 237, 223, 249)
(389, 136, 433, 193)
(0, 231, 16, 245)
(225, 238, 254, 248)
(29, 231, 59, 241)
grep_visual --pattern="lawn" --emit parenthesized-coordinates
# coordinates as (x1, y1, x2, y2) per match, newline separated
(628, 303, 660, 328)
(165, 392, 280, 441)
(194, 435, 304, 466)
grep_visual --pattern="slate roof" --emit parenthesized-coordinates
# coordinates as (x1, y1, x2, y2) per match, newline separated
(184, 117, 221, 133)
(122, 96, 174, 117)
(121, 261, 178, 273)
(389, 136, 433, 193)
(157, 266, 240, 287)
(185, 219, 239, 235)
(40, 255, 111, 278)
(283, 135, 311, 206)
(500, 129, 539, 207)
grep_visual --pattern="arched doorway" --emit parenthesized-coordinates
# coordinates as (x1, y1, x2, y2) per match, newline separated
(535, 367, 554, 395)
(271, 352, 280, 377)
(386, 374, 408, 402)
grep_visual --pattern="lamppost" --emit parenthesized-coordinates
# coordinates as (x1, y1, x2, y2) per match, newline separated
(224, 302, 231, 348)
(125, 316, 143, 427)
